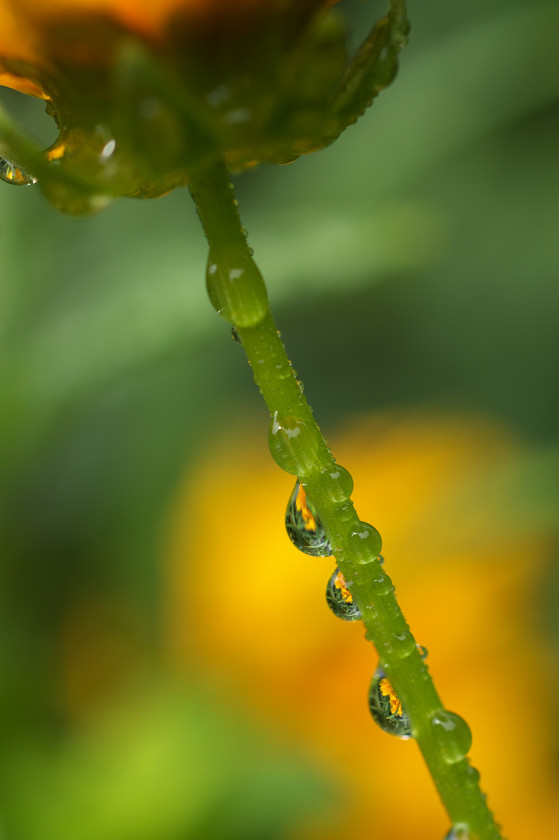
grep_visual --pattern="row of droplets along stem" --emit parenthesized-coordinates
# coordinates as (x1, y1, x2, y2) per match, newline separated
(286, 477, 419, 740)
(284, 474, 478, 840)
(191, 161, 505, 840)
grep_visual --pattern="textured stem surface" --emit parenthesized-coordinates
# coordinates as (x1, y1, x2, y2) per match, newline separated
(189, 161, 504, 840)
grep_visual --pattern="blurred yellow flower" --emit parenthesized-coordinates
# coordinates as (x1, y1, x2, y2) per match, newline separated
(165, 411, 559, 840)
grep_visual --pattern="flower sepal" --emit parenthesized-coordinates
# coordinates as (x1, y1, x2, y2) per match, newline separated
(0, 2, 409, 214)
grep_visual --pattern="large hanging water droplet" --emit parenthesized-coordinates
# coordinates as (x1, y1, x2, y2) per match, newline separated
(0, 156, 37, 186)
(206, 249, 269, 327)
(326, 568, 361, 620)
(368, 667, 411, 739)
(430, 710, 472, 763)
(443, 824, 470, 840)
(285, 480, 332, 556)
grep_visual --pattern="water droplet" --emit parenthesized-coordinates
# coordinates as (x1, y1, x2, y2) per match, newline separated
(336, 500, 355, 521)
(443, 824, 470, 840)
(0, 156, 37, 186)
(206, 250, 268, 327)
(465, 763, 480, 785)
(269, 412, 318, 476)
(368, 667, 411, 739)
(326, 568, 361, 620)
(398, 640, 428, 660)
(430, 710, 472, 763)
(318, 464, 354, 503)
(348, 521, 382, 563)
(393, 633, 417, 658)
(373, 573, 393, 596)
(285, 480, 331, 556)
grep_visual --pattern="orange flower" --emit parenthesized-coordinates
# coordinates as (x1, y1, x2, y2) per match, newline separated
(0, 0, 341, 209)
(0, 0, 335, 80)
(0, 1, 408, 212)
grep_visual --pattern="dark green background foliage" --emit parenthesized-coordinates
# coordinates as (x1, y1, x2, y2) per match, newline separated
(0, 1, 558, 837)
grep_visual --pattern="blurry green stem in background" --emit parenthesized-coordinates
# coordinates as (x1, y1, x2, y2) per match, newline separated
(189, 161, 506, 840)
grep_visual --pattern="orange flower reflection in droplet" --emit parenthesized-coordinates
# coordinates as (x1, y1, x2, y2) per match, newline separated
(165, 412, 559, 840)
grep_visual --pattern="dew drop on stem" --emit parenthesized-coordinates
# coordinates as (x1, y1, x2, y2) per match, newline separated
(368, 667, 412, 739)
(269, 412, 318, 476)
(0, 156, 37, 185)
(348, 520, 382, 563)
(430, 710, 472, 764)
(465, 763, 480, 785)
(397, 638, 428, 659)
(285, 480, 332, 556)
(326, 568, 361, 620)
(372, 573, 393, 596)
(443, 824, 470, 840)
(318, 464, 354, 503)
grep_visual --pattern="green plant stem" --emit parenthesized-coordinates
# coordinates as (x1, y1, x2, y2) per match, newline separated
(189, 160, 504, 840)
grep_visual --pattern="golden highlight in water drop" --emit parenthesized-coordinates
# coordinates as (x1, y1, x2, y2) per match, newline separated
(0, 156, 37, 186)
(368, 667, 412, 739)
(326, 568, 361, 621)
(285, 480, 332, 557)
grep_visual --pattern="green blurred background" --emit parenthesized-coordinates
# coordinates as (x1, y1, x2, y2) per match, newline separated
(1, 1, 558, 838)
